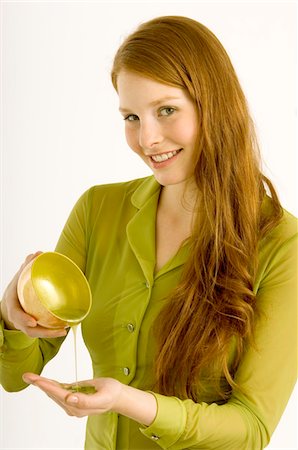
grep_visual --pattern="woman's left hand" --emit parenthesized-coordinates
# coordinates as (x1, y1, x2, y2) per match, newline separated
(22, 373, 123, 417)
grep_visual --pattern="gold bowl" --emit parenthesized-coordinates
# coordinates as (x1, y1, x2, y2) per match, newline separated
(17, 252, 92, 329)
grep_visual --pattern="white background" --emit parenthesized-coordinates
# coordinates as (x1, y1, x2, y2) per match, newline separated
(0, 1, 297, 449)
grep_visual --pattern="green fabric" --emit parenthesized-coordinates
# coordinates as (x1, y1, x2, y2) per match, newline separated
(0, 176, 297, 449)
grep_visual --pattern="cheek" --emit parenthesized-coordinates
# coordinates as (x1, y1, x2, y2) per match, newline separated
(172, 119, 198, 145)
(125, 127, 140, 153)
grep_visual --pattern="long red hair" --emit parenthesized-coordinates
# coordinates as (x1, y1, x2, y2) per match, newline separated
(111, 16, 283, 401)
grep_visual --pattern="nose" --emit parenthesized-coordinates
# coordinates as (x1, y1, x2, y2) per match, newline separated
(139, 119, 163, 151)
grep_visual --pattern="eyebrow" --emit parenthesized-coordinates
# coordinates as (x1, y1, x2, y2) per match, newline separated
(119, 96, 182, 113)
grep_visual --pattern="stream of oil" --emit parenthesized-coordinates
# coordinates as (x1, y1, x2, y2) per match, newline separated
(73, 324, 79, 387)
(64, 324, 96, 394)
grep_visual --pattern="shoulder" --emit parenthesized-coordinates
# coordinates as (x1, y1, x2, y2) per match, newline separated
(256, 198, 297, 291)
(87, 176, 153, 202)
(261, 196, 297, 249)
(77, 176, 154, 209)
(73, 176, 160, 223)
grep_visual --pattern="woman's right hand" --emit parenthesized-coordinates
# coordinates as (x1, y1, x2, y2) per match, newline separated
(0, 252, 67, 339)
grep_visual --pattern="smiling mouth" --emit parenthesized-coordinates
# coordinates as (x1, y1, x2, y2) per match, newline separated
(150, 149, 182, 163)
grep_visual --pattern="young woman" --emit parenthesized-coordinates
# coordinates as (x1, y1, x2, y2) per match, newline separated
(0, 16, 297, 450)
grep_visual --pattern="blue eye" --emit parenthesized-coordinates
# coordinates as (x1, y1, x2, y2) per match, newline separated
(124, 114, 139, 122)
(159, 107, 175, 116)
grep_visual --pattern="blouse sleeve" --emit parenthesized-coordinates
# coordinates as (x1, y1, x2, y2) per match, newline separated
(0, 322, 66, 391)
(140, 232, 298, 450)
(54, 187, 92, 271)
(0, 188, 91, 392)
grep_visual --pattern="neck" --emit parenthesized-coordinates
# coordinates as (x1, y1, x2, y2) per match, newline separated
(158, 178, 198, 218)
(154, 178, 199, 273)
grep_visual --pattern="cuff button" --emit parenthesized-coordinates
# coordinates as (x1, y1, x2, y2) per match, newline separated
(151, 434, 160, 440)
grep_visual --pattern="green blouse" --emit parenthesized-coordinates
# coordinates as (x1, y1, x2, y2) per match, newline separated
(0, 176, 297, 449)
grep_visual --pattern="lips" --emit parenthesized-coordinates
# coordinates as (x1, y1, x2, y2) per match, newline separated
(150, 149, 182, 163)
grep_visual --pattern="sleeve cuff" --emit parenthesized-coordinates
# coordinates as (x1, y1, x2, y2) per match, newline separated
(0, 319, 36, 353)
(139, 392, 187, 448)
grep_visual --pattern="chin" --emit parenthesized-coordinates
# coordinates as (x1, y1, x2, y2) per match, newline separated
(153, 173, 189, 187)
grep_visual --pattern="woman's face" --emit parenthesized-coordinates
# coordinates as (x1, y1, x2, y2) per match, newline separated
(117, 71, 199, 187)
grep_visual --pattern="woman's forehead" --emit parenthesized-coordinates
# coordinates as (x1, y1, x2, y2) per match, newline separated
(117, 71, 186, 109)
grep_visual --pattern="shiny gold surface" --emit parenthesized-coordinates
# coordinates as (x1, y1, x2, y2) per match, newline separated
(17, 252, 92, 329)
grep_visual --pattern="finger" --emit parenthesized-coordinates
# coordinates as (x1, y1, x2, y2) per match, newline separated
(31, 378, 82, 414)
(65, 388, 109, 413)
(0, 295, 37, 330)
(23, 374, 97, 408)
(17, 324, 68, 339)
(23, 373, 57, 385)
(4, 261, 39, 328)
(32, 378, 66, 395)
(23, 374, 78, 416)
(23, 374, 98, 417)
(65, 394, 108, 417)
(64, 393, 103, 417)
(20, 251, 43, 271)
(22, 373, 67, 393)
(22, 372, 38, 384)
(46, 392, 75, 415)
(61, 379, 98, 410)
(10, 308, 38, 329)
(11, 299, 68, 336)
(23, 374, 77, 393)
(23, 375, 69, 401)
(15, 252, 43, 281)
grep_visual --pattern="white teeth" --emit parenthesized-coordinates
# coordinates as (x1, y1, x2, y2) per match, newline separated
(151, 149, 179, 162)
